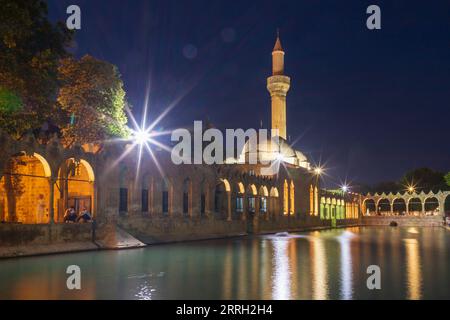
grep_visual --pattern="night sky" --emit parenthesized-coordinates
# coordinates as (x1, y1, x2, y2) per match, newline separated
(47, 0, 450, 188)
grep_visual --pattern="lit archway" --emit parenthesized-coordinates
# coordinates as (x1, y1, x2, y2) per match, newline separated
(283, 180, 288, 215)
(377, 198, 391, 215)
(424, 197, 439, 215)
(247, 184, 257, 213)
(363, 199, 376, 215)
(392, 198, 406, 215)
(54, 158, 95, 222)
(408, 198, 422, 215)
(289, 181, 295, 215)
(259, 186, 268, 214)
(215, 179, 230, 219)
(0, 152, 52, 223)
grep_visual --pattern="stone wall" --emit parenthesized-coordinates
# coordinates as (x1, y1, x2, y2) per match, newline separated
(117, 216, 247, 244)
(0, 223, 93, 247)
(360, 215, 443, 227)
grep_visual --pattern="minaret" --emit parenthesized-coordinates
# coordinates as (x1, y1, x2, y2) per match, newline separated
(267, 31, 290, 140)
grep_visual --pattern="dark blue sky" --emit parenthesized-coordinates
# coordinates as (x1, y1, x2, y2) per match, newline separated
(47, 0, 450, 187)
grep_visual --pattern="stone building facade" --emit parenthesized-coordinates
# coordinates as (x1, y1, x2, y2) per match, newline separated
(0, 35, 362, 255)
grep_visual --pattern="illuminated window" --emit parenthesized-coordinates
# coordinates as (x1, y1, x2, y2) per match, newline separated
(314, 186, 319, 216)
(289, 181, 295, 214)
(309, 185, 314, 215)
(283, 180, 289, 215)
(236, 196, 244, 212)
(260, 197, 267, 213)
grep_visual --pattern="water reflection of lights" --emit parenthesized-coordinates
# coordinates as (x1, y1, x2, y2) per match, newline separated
(337, 232, 354, 300)
(134, 281, 156, 300)
(271, 239, 291, 300)
(404, 238, 422, 300)
(310, 235, 328, 300)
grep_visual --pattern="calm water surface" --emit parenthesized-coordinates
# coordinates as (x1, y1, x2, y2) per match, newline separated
(0, 227, 449, 300)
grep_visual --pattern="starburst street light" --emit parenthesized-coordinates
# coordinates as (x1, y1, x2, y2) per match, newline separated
(341, 184, 349, 193)
(131, 127, 152, 145)
(314, 167, 323, 175)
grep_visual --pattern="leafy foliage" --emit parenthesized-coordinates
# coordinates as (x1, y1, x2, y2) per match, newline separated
(445, 172, 450, 188)
(0, 0, 72, 137)
(57, 55, 129, 147)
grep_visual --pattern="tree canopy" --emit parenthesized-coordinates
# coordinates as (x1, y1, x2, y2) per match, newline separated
(57, 55, 129, 146)
(0, 0, 72, 137)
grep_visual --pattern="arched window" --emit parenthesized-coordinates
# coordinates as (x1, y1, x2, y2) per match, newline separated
(283, 180, 289, 215)
(309, 185, 314, 215)
(142, 174, 149, 213)
(119, 166, 128, 214)
(183, 178, 190, 217)
(320, 197, 326, 219)
(236, 182, 244, 213)
(162, 179, 170, 215)
(314, 186, 319, 216)
(289, 181, 295, 215)
(259, 186, 268, 214)
(247, 184, 257, 213)
(200, 180, 207, 217)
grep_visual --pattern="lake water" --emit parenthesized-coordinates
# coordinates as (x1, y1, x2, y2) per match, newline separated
(0, 226, 449, 300)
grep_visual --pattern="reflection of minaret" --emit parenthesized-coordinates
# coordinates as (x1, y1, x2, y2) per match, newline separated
(267, 30, 291, 140)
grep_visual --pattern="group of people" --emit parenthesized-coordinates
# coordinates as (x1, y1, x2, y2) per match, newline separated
(63, 207, 92, 223)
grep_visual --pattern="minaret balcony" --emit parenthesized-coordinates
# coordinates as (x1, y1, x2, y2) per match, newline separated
(267, 75, 291, 95)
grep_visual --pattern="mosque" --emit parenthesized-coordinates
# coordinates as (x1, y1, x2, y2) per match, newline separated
(0, 35, 361, 255)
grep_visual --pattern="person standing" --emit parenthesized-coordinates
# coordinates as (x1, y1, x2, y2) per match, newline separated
(36, 194, 46, 223)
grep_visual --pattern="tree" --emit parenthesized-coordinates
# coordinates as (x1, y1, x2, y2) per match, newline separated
(57, 55, 129, 147)
(0, 0, 72, 138)
(400, 167, 447, 192)
(445, 172, 450, 188)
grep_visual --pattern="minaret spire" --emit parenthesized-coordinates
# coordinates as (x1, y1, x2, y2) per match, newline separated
(267, 30, 290, 140)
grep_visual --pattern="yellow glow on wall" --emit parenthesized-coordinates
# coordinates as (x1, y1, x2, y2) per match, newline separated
(221, 178, 231, 192)
(289, 181, 295, 215)
(283, 180, 288, 215)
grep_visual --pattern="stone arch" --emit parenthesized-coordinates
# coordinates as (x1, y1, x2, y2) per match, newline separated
(259, 185, 268, 214)
(320, 197, 326, 219)
(199, 179, 208, 217)
(118, 166, 129, 214)
(246, 184, 257, 214)
(0, 152, 52, 223)
(424, 196, 439, 215)
(182, 178, 192, 217)
(161, 178, 172, 216)
(270, 187, 279, 198)
(289, 180, 295, 215)
(214, 178, 230, 219)
(283, 179, 288, 215)
(269, 186, 279, 216)
(392, 198, 406, 215)
(377, 198, 391, 215)
(407, 197, 422, 215)
(363, 198, 376, 215)
(54, 158, 96, 222)
(141, 173, 151, 214)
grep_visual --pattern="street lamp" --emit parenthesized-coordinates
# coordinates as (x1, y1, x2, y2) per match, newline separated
(314, 167, 323, 175)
